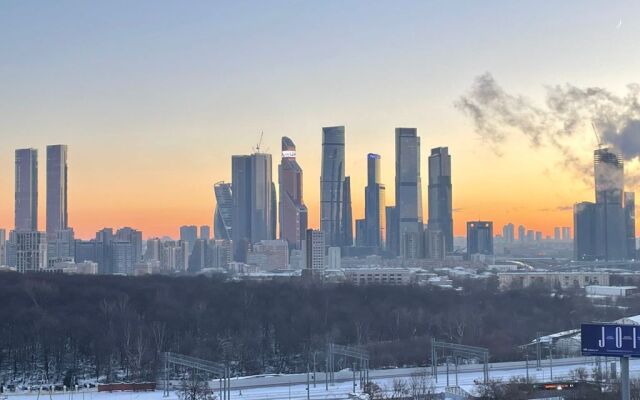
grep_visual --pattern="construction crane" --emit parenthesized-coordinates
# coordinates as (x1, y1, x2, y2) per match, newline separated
(254, 131, 264, 153)
(591, 121, 603, 149)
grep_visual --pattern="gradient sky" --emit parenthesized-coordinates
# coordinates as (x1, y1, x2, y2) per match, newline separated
(1, 1, 639, 239)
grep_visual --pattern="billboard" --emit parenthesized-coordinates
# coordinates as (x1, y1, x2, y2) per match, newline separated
(581, 323, 640, 357)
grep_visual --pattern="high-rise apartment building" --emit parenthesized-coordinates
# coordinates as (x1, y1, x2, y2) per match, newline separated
(15, 148, 38, 231)
(365, 154, 385, 248)
(518, 225, 526, 241)
(278, 137, 308, 249)
(200, 225, 211, 240)
(304, 229, 325, 277)
(214, 182, 233, 241)
(502, 223, 515, 243)
(428, 147, 453, 253)
(180, 225, 198, 253)
(46, 145, 68, 234)
(466, 221, 493, 257)
(320, 126, 345, 247)
(14, 231, 47, 272)
(395, 128, 423, 258)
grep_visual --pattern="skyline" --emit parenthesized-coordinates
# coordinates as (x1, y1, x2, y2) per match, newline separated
(1, 1, 640, 239)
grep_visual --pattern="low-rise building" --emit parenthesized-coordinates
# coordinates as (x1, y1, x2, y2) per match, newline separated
(343, 267, 415, 286)
(497, 271, 609, 289)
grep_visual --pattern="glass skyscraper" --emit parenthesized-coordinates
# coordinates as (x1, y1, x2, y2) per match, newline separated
(320, 126, 345, 247)
(365, 153, 385, 248)
(395, 128, 423, 258)
(15, 148, 38, 231)
(278, 137, 308, 250)
(213, 181, 233, 241)
(428, 147, 453, 253)
(46, 145, 68, 235)
(594, 148, 626, 260)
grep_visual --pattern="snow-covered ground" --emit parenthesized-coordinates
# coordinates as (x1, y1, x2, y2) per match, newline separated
(4, 356, 640, 400)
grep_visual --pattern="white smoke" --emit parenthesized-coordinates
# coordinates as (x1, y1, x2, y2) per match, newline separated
(456, 73, 640, 187)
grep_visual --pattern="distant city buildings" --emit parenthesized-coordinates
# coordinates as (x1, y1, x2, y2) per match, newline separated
(15, 148, 38, 231)
(180, 225, 198, 253)
(304, 229, 325, 278)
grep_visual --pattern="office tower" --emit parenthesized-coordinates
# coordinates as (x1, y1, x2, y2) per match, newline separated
(518, 225, 526, 241)
(428, 147, 453, 253)
(395, 128, 423, 258)
(554, 227, 561, 241)
(15, 148, 38, 231)
(320, 126, 345, 247)
(46, 145, 68, 234)
(0, 229, 5, 266)
(365, 154, 386, 248)
(466, 221, 493, 257)
(574, 202, 597, 261)
(385, 206, 398, 254)
(271, 182, 277, 240)
(355, 219, 366, 247)
(231, 153, 273, 261)
(502, 223, 515, 243)
(180, 225, 198, 253)
(562, 227, 571, 241)
(304, 229, 325, 276)
(15, 231, 47, 272)
(116, 227, 143, 262)
(328, 247, 341, 269)
(213, 182, 233, 240)
(278, 137, 308, 249)
(594, 148, 626, 260)
(200, 225, 211, 240)
(625, 192, 636, 259)
(247, 240, 289, 271)
(341, 176, 353, 246)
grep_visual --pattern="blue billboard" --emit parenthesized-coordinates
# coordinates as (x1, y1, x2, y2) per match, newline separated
(581, 323, 640, 357)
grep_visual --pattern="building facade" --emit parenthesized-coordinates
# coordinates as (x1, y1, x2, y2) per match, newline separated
(320, 126, 345, 247)
(395, 128, 423, 258)
(15, 148, 38, 231)
(278, 137, 308, 250)
(427, 147, 453, 253)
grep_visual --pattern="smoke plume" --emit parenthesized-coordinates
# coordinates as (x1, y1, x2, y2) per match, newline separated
(456, 73, 640, 187)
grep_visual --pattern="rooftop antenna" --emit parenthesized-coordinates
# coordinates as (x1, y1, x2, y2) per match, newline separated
(591, 121, 603, 149)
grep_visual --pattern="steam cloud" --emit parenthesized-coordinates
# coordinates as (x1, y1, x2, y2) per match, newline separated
(456, 73, 640, 186)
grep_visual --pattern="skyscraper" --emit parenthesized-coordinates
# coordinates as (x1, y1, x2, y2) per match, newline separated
(15, 148, 38, 231)
(594, 148, 626, 260)
(365, 154, 386, 249)
(385, 206, 398, 254)
(213, 182, 233, 241)
(46, 145, 74, 264)
(466, 221, 493, 258)
(278, 137, 308, 249)
(574, 202, 597, 261)
(395, 128, 423, 258)
(341, 176, 353, 247)
(518, 225, 526, 241)
(428, 147, 453, 253)
(46, 145, 68, 235)
(320, 126, 345, 247)
(231, 153, 274, 261)
(625, 192, 636, 260)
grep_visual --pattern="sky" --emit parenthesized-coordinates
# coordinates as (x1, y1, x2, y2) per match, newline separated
(1, 0, 639, 239)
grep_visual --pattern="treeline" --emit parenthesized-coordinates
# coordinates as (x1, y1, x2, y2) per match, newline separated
(0, 272, 630, 384)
